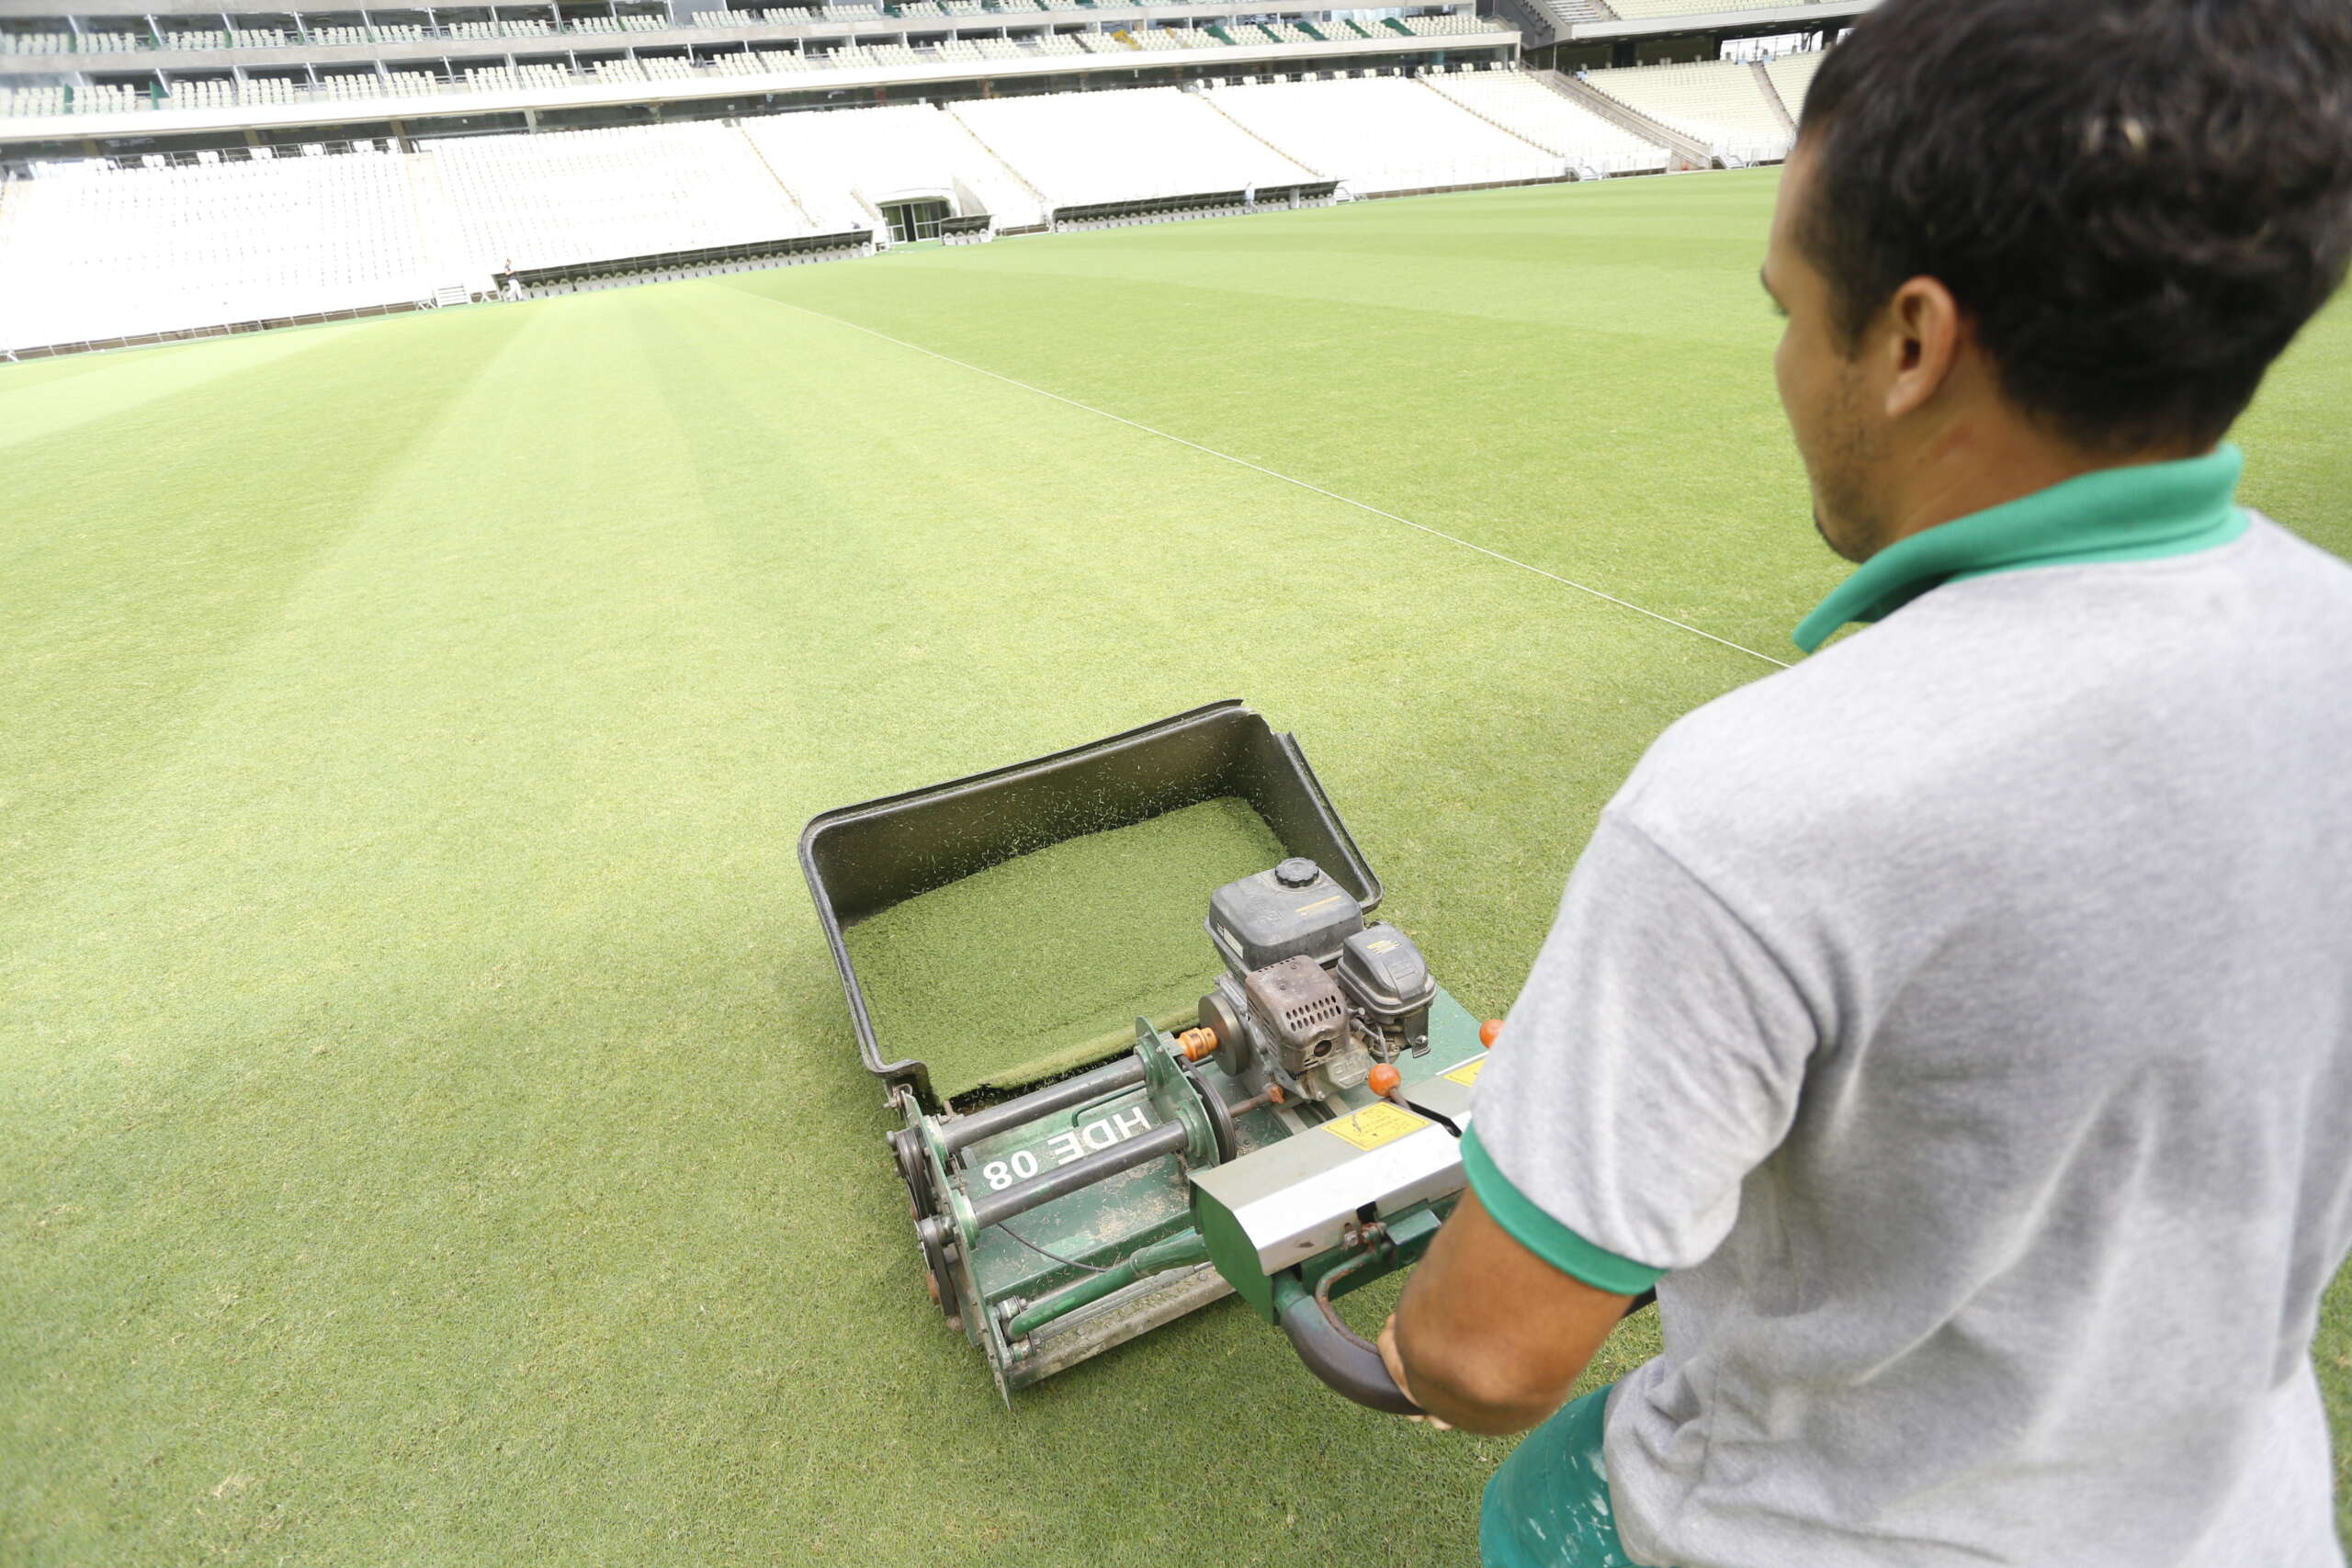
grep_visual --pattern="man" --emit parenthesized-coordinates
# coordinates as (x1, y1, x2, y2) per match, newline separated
(1378, 2, 2352, 1563)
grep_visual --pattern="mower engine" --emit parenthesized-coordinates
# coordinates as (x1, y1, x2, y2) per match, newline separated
(1188, 857, 1437, 1103)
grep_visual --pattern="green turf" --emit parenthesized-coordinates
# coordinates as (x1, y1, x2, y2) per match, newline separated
(847, 796, 1286, 1100)
(3, 171, 2346, 1565)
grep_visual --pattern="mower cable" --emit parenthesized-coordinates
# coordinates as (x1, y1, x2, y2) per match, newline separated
(1398, 1095, 1463, 1139)
(1312, 1247, 1387, 1347)
(997, 1220, 1115, 1275)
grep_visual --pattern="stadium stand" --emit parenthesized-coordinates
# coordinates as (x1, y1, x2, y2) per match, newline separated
(316, 70, 388, 96)
(1426, 66, 1668, 175)
(1397, 15, 1514, 36)
(0, 0, 1518, 65)
(0, 147, 432, 348)
(950, 85, 1313, 210)
(463, 63, 576, 92)
(0, 64, 1680, 352)
(1579, 60, 1791, 159)
(0, 14, 1524, 125)
(161, 79, 235, 109)
(1761, 50, 1825, 121)
(716, 48, 815, 72)
(0, 85, 68, 114)
(1606, 0, 1818, 13)
(74, 82, 143, 111)
(238, 75, 306, 105)
(1207, 75, 1562, 195)
(425, 120, 819, 274)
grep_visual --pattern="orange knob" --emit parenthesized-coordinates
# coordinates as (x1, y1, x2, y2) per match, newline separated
(1368, 1064, 1402, 1099)
(1479, 1019, 1504, 1049)
(1174, 1027, 1219, 1063)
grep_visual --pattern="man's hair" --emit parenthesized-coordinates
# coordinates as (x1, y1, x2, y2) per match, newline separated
(1801, 0, 2352, 453)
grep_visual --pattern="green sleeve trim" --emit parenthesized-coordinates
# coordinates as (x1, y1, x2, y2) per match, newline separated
(1461, 1124, 1667, 1296)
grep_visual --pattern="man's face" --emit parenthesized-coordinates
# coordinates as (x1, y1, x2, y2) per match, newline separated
(1765, 147, 1883, 564)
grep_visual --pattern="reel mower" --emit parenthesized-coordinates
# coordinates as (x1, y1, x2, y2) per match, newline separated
(801, 701, 1489, 1412)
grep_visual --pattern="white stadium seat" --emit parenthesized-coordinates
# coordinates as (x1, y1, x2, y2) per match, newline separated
(423, 120, 820, 274)
(950, 85, 1314, 209)
(1424, 66, 1669, 175)
(1581, 60, 1792, 162)
(1206, 75, 1562, 195)
(1762, 50, 1826, 123)
(741, 101, 1046, 232)
(0, 149, 434, 347)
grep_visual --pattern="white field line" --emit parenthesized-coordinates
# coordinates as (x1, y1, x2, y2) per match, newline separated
(775, 298, 1794, 671)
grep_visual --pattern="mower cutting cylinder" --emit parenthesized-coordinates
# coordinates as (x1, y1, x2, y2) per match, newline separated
(966, 1118, 1193, 1232)
(935, 1056, 1148, 1156)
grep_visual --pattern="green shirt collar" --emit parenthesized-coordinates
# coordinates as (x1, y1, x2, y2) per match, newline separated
(1792, 446, 2250, 654)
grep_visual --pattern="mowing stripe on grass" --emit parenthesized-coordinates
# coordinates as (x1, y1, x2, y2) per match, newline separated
(763, 296, 1795, 672)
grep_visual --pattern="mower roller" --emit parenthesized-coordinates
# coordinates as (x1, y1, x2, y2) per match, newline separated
(801, 701, 1490, 1412)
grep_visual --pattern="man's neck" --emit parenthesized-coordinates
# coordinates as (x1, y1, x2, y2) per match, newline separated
(1864, 422, 2203, 562)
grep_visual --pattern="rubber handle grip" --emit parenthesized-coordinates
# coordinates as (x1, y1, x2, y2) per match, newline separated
(1276, 1290, 1422, 1416)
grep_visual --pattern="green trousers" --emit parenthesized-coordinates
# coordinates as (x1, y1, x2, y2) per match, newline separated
(1480, 1383, 1641, 1568)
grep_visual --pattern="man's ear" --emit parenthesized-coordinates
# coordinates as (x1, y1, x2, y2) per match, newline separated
(1880, 276, 1964, 421)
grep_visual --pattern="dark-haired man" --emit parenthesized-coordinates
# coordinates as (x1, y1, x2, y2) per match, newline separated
(1378, 1, 2352, 1564)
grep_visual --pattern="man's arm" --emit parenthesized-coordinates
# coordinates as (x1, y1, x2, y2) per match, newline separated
(1378, 1188, 1634, 1436)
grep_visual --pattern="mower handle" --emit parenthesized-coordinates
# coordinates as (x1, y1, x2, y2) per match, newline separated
(1274, 1278, 1663, 1417)
(1272, 1277, 1421, 1416)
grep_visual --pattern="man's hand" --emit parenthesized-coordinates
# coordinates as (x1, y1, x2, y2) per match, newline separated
(1375, 1314, 1453, 1429)
(1381, 1189, 1634, 1435)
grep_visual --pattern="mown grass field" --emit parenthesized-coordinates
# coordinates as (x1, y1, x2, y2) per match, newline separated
(5, 168, 2346, 1564)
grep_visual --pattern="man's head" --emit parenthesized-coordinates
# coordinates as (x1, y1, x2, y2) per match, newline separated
(1764, 0, 2352, 562)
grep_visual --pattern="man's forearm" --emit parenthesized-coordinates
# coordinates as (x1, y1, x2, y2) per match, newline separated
(1389, 1309, 1572, 1435)
(1376, 1189, 1633, 1434)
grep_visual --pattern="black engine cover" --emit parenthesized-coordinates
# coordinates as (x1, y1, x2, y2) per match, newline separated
(1205, 857, 1365, 973)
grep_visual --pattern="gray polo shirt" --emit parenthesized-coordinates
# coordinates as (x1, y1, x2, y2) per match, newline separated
(1470, 448, 2352, 1568)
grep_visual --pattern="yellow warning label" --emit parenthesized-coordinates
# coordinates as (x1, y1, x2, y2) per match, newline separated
(1323, 1101, 1430, 1151)
(1442, 1058, 1487, 1089)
